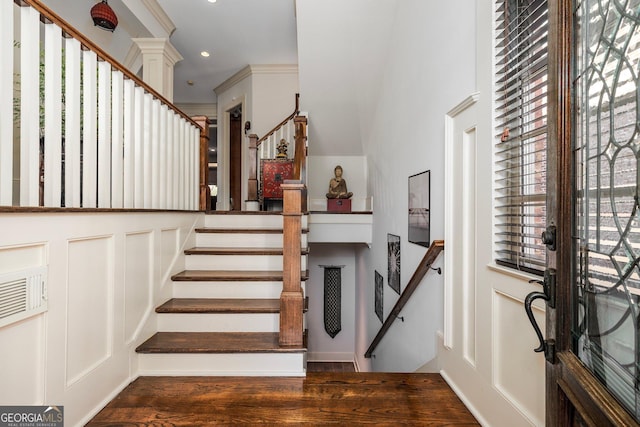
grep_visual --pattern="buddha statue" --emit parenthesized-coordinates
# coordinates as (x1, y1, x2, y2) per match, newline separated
(326, 165, 353, 199)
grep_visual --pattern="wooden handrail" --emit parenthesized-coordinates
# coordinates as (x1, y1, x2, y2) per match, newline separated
(18, 0, 200, 130)
(364, 240, 445, 358)
(256, 93, 299, 146)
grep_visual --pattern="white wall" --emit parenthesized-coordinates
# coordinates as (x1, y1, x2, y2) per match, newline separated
(0, 212, 199, 426)
(306, 244, 358, 362)
(251, 66, 299, 138)
(297, 0, 476, 371)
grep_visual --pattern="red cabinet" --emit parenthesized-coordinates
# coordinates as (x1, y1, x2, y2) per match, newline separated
(261, 159, 294, 209)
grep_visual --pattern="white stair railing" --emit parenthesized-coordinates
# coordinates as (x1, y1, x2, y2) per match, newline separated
(1, 0, 201, 210)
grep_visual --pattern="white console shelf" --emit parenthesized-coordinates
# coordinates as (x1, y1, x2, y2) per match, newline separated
(308, 212, 373, 245)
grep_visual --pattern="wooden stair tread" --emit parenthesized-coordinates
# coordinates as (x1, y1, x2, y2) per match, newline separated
(156, 298, 309, 313)
(136, 332, 306, 354)
(184, 247, 309, 255)
(171, 270, 309, 281)
(195, 228, 309, 234)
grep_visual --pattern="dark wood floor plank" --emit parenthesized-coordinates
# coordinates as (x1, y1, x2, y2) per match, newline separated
(135, 332, 306, 354)
(171, 270, 309, 281)
(195, 227, 309, 234)
(184, 247, 310, 255)
(156, 298, 281, 313)
(156, 297, 308, 313)
(87, 374, 479, 426)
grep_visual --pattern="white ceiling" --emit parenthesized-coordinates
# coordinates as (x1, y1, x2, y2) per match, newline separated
(156, 0, 299, 104)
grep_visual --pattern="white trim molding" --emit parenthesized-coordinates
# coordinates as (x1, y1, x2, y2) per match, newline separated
(214, 64, 298, 95)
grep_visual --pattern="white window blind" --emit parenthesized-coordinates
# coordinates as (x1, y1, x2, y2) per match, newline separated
(494, 0, 548, 275)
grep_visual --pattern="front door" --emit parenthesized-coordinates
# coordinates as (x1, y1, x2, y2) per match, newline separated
(544, 0, 640, 424)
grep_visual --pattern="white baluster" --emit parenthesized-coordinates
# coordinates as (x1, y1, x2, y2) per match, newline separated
(82, 50, 98, 208)
(0, 0, 14, 205)
(143, 92, 152, 209)
(178, 119, 186, 210)
(172, 113, 180, 209)
(111, 70, 124, 208)
(133, 86, 145, 208)
(193, 126, 200, 210)
(159, 104, 168, 209)
(20, 6, 41, 207)
(184, 121, 194, 210)
(123, 78, 135, 208)
(165, 109, 174, 209)
(151, 98, 160, 209)
(64, 38, 82, 208)
(97, 61, 112, 208)
(43, 23, 63, 207)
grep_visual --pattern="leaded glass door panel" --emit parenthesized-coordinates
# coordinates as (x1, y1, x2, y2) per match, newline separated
(546, 0, 640, 424)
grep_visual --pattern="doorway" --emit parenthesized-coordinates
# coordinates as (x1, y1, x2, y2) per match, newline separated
(544, 0, 640, 425)
(228, 105, 242, 211)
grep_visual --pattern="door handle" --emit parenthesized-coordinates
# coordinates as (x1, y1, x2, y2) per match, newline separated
(524, 268, 556, 363)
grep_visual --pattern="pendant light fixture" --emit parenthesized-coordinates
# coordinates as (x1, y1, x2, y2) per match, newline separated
(91, 0, 118, 32)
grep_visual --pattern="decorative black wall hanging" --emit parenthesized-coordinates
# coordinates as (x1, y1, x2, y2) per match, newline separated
(375, 270, 383, 323)
(322, 265, 344, 338)
(388, 234, 401, 294)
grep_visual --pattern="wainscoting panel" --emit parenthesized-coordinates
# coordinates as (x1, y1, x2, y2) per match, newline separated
(161, 228, 179, 281)
(493, 290, 545, 426)
(66, 236, 114, 386)
(124, 232, 153, 344)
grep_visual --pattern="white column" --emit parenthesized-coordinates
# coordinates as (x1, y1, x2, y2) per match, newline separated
(131, 38, 182, 103)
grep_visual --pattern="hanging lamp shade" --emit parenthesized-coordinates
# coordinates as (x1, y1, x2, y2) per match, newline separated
(91, 0, 118, 32)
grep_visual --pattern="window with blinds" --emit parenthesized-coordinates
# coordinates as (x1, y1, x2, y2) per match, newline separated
(494, 0, 548, 275)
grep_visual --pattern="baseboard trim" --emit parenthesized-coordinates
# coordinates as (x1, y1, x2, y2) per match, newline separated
(77, 375, 136, 427)
(439, 369, 489, 427)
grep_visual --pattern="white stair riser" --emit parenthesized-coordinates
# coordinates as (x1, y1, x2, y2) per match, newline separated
(195, 233, 308, 248)
(204, 215, 308, 229)
(138, 352, 306, 376)
(157, 313, 279, 332)
(185, 254, 307, 271)
(204, 215, 282, 228)
(172, 282, 305, 299)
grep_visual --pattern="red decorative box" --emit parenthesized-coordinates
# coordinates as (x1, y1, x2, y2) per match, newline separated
(327, 198, 352, 212)
(261, 159, 294, 199)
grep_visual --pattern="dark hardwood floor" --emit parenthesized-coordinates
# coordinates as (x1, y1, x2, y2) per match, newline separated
(87, 373, 479, 426)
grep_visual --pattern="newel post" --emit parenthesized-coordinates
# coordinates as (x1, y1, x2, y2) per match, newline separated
(280, 180, 305, 347)
(193, 116, 210, 211)
(247, 134, 259, 206)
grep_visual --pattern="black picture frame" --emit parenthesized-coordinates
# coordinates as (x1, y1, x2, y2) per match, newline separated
(375, 270, 383, 323)
(387, 233, 401, 294)
(408, 170, 430, 247)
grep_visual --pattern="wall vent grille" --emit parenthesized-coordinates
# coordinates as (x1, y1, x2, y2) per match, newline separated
(0, 266, 48, 328)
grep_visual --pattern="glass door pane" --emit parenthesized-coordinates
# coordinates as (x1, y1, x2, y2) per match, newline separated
(573, 0, 640, 419)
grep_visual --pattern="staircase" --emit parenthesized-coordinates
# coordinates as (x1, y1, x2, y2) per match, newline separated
(136, 212, 309, 376)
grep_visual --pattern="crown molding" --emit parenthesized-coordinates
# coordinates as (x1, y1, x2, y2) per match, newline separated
(214, 64, 298, 95)
(132, 38, 183, 65)
(141, 0, 176, 37)
(123, 42, 142, 74)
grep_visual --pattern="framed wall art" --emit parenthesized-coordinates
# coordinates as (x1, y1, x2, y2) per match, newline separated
(387, 233, 401, 294)
(408, 170, 430, 247)
(375, 270, 383, 323)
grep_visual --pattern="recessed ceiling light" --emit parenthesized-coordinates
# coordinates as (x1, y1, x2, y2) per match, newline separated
(200, 51, 210, 58)
(208, 0, 217, 3)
